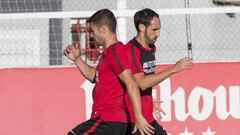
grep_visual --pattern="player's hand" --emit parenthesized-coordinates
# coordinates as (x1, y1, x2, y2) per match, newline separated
(172, 57, 193, 73)
(64, 43, 80, 61)
(133, 114, 155, 135)
(153, 99, 166, 120)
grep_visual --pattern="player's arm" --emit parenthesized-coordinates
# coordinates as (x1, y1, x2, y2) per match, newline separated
(119, 70, 154, 135)
(111, 45, 154, 134)
(64, 44, 96, 83)
(135, 57, 192, 90)
(73, 57, 96, 83)
(118, 70, 142, 121)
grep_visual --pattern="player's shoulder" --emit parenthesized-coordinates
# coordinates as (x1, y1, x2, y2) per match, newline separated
(105, 42, 126, 55)
(125, 39, 138, 50)
(113, 42, 125, 49)
(124, 41, 130, 49)
(109, 42, 127, 53)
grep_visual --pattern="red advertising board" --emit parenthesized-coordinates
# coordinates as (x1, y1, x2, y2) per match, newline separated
(0, 62, 239, 135)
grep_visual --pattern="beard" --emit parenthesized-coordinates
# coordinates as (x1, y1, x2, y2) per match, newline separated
(144, 31, 158, 46)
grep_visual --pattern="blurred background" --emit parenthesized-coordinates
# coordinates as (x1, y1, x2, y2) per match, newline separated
(0, 0, 239, 68)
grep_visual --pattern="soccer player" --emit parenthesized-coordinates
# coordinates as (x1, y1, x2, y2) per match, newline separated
(64, 9, 154, 135)
(125, 8, 193, 135)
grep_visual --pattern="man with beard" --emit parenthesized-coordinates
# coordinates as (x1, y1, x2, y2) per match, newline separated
(64, 9, 154, 135)
(125, 8, 193, 135)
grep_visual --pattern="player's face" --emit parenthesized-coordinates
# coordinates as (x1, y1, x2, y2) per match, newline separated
(91, 24, 104, 46)
(145, 16, 161, 45)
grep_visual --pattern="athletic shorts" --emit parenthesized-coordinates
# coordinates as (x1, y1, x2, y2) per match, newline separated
(127, 120, 167, 135)
(67, 117, 128, 135)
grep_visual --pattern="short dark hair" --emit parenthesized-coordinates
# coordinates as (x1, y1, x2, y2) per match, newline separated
(134, 8, 159, 32)
(87, 9, 117, 33)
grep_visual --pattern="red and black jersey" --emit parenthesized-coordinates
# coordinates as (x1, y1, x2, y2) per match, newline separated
(91, 42, 129, 122)
(125, 38, 156, 123)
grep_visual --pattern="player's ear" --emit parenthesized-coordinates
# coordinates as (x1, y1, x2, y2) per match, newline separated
(139, 24, 145, 33)
(99, 25, 107, 34)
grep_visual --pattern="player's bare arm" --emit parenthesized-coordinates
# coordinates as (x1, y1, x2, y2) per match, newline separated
(119, 69, 155, 135)
(64, 44, 96, 83)
(134, 57, 193, 90)
(73, 57, 96, 83)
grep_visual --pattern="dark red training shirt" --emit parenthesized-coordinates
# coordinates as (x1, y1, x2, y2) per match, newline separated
(125, 38, 156, 123)
(91, 42, 129, 122)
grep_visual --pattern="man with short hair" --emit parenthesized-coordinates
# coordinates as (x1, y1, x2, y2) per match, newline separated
(64, 9, 154, 135)
(125, 8, 193, 135)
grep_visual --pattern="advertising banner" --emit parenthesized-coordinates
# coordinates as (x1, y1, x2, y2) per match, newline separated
(0, 62, 239, 135)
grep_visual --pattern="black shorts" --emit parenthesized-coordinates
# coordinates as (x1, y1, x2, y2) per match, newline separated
(127, 120, 167, 135)
(67, 117, 128, 135)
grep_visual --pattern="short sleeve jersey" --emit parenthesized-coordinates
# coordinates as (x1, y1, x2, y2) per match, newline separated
(91, 42, 129, 122)
(125, 38, 156, 123)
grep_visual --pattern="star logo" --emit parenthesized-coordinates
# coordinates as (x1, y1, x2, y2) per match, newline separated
(180, 127, 194, 135)
(202, 126, 216, 135)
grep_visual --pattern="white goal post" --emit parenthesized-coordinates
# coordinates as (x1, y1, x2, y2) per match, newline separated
(0, 7, 240, 20)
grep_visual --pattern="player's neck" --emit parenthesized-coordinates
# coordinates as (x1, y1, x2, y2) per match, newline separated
(104, 34, 119, 48)
(136, 34, 150, 49)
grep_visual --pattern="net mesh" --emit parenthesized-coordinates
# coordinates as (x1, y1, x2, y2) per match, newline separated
(0, 0, 240, 68)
